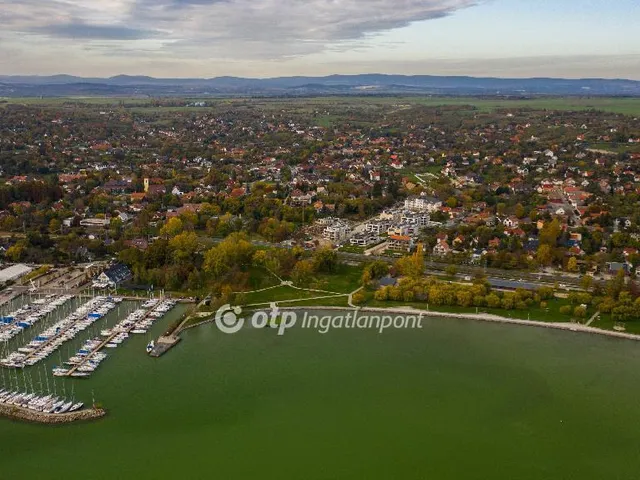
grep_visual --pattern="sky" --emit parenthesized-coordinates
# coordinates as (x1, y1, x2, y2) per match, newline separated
(1, 0, 639, 79)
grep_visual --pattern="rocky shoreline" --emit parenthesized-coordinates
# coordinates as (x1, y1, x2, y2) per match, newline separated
(0, 403, 106, 424)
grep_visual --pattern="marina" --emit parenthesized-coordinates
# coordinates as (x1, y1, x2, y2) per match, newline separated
(0, 289, 184, 427)
(0, 295, 74, 342)
(57, 298, 177, 378)
(0, 296, 122, 369)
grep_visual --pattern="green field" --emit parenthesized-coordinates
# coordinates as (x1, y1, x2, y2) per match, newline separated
(313, 264, 363, 293)
(3, 95, 640, 116)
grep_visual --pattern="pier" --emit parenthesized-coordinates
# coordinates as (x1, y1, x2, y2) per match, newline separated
(149, 335, 181, 357)
(63, 306, 159, 377)
(18, 298, 109, 366)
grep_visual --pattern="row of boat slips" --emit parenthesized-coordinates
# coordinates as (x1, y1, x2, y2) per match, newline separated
(0, 389, 83, 414)
(53, 347, 107, 378)
(0, 296, 123, 369)
(54, 298, 177, 378)
(0, 295, 74, 342)
(104, 298, 176, 340)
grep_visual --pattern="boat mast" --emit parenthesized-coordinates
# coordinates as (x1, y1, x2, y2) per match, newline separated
(43, 363, 50, 394)
(37, 368, 43, 394)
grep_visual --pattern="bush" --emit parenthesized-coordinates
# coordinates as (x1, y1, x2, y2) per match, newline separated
(374, 287, 389, 301)
(473, 295, 486, 307)
(573, 306, 587, 318)
(403, 290, 415, 302)
(388, 286, 403, 301)
(352, 291, 365, 305)
(445, 265, 458, 277)
(486, 294, 501, 308)
(537, 287, 555, 300)
(559, 305, 572, 315)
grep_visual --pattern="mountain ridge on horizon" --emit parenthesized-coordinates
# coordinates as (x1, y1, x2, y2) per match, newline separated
(1, 73, 639, 97)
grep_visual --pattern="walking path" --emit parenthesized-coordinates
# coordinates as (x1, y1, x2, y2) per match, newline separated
(585, 310, 600, 327)
(275, 305, 640, 342)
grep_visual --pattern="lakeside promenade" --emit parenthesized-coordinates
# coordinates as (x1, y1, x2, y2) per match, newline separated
(278, 305, 640, 342)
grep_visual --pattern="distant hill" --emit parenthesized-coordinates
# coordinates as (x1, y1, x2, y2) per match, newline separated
(0, 74, 638, 97)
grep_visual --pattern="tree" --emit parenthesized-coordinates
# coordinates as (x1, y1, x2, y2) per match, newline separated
(5, 241, 26, 262)
(374, 287, 390, 301)
(169, 231, 199, 264)
(607, 269, 626, 300)
(364, 261, 389, 280)
(580, 275, 594, 292)
(537, 286, 555, 300)
(361, 269, 373, 287)
(540, 218, 561, 246)
(559, 305, 572, 315)
(160, 217, 184, 237)
(48, 218, 61, 234)
(203, 233, 255, 278)
(536, 244, 553, 266)
(312, 248, 338, 273)
(396, 253, 424, 279)
(456, 290, 473, 307)
(573, 305, 587, 318)
(445, 265, 458, 277)
(352, 291, 366, 305)
(567, 257, 579, 273)
(252, 249, 268, 267)
(515, 203, 526, 219)
(291, 259, 315, 286)
(485, 293, 501, 308)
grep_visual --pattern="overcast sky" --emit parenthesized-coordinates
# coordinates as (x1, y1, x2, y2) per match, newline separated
(1, 0, 639, 79)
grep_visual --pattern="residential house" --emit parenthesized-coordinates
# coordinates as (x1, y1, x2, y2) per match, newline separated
(94, 263, 132, 288)
(388, 235, 414, 253)
(350, 232, 380, 247)
(404, 196, 442, 213)
(433, 239, 451, 256)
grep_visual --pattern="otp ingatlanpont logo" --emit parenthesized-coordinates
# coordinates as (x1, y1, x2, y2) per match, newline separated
(214, 304, 245, 334)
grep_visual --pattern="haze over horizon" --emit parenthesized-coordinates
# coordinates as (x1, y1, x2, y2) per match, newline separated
(2, 0, 639, 80)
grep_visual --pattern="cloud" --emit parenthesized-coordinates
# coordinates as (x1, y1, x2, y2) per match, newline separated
(1, 0, 480, 58)
(34, 22, 159, 40)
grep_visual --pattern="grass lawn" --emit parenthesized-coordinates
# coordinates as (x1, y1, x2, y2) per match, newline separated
(360, 293, 586, 324)
(338, 245, 366, 254)
(279, 295, 351, 308)
(588, 142, 640, 154)
(246, 266, 281, 290)
(239, 264, 362, 305)
(313, 264, 363, 294)
(590, 314, 640, 335)
(240, 285, 319, 305)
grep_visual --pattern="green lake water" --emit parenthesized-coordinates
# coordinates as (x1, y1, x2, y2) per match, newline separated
(2, 304, 640, 479)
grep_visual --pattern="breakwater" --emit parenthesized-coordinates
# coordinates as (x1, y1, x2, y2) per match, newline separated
(0, 403, 105, 424)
